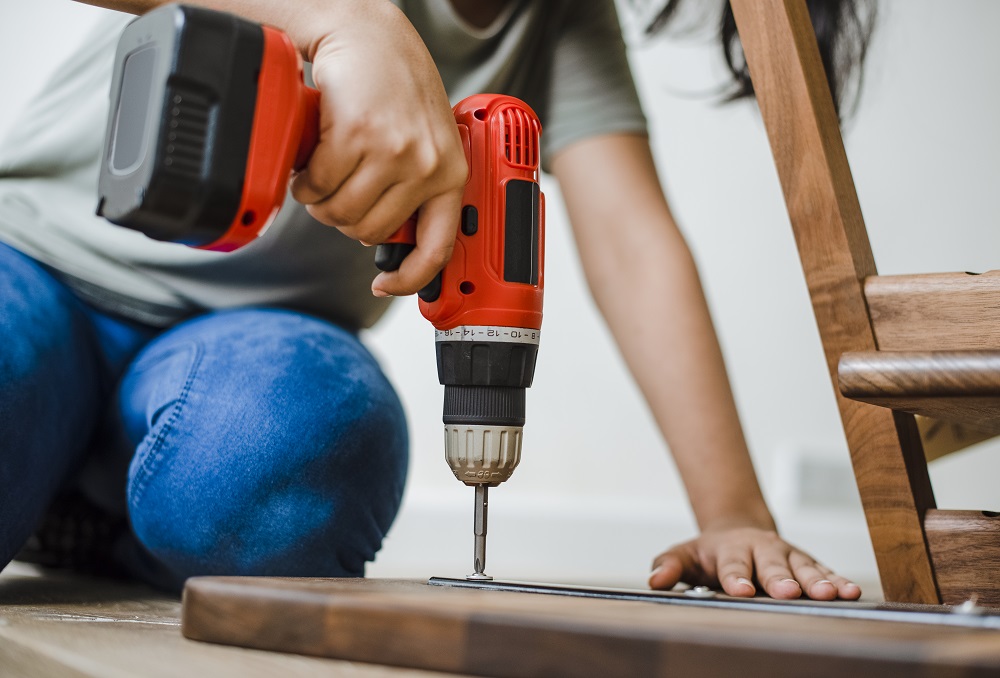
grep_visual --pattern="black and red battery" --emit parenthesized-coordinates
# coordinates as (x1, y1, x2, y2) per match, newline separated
(97, 4, 543, 580)
(97, 4, 318, 250)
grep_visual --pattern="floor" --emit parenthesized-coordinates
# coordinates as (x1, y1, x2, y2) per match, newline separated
(0, 562, 453, 678)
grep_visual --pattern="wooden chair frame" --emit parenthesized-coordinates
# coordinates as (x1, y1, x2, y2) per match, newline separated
(730, 0, 1000, 605)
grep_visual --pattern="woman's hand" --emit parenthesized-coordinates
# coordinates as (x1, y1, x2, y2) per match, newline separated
(648, 525, 862, 600)
(290, 1, 467, 297)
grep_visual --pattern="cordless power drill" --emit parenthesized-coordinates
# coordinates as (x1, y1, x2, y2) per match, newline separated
(96, 4, 544, 580)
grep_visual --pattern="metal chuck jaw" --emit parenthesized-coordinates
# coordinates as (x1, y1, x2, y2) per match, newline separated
(434, 326, 539, 581)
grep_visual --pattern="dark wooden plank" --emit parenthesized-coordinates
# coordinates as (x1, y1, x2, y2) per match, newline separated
(866, 272, 1000, 351)
(926, 510, 1000, 606)
(729, 0, 939, 603)
(181, 577, 1000, 678)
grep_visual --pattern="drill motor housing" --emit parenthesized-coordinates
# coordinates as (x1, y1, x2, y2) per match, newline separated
(425, 95, 543, 488)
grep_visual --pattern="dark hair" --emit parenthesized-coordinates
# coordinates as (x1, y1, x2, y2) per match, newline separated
(644, 0, 877, 118)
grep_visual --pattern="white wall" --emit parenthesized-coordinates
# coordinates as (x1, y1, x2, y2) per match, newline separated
(2, 1, 998, 590)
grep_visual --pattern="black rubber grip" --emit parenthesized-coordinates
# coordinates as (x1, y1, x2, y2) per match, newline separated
(436, 340, 538, 387)
(374, 243, 414, 272)
(442, 385, 525, 427)
(373, 242, 441, 303)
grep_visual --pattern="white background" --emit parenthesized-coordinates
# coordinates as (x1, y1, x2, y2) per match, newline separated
(2, 0, 998, 592)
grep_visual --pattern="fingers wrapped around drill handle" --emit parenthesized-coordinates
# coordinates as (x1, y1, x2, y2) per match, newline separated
(374, 216, 442, 302)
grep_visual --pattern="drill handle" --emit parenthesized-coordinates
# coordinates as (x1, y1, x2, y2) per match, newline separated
(374, 217, 443, 302)
(374, 218, 417, 270)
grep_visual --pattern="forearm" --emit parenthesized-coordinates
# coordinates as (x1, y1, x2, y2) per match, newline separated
(591, 219, 772, 531)
(72, 0, 403, 61)
(553, 134, 774, 532)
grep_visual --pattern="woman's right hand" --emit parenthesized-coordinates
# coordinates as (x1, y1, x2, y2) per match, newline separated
(288, 0, 468, 297)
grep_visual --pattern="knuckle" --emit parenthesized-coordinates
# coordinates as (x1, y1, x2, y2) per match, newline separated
(292, 174, 324, 204)
(426, 243, 454, 269)
(342, 114, 373, 139)
(764, 573, 792, 587)
(719, 554, 750, 568)
(387, 133, 414, 160)
(324, 201, 365, 227)
(445, 148, 469, 185)
(409, 144, 439, 180)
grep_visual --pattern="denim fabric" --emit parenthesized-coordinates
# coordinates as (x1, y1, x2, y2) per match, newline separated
(0, 243, 408, 591)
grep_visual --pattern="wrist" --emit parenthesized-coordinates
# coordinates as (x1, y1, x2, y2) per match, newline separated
(696, 501, 776, 534)
(294, 0, 405, 62)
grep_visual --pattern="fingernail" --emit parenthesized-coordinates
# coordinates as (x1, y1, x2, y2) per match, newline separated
(372, 288, 392, 298)
(817, 579, 832, 585)
(781, 578, 801, 586)
(649, 565, 663, 579)
(737, 577, 754, 589)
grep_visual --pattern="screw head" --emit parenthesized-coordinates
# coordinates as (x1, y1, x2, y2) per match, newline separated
(684, 585, 717, 599)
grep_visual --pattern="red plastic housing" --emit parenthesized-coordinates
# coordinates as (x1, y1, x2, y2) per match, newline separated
(200, 25, 319, 251)
(419, 95, 545, 332)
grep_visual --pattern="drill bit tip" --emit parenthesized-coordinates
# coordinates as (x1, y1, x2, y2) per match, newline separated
(466, 485, 492, 581)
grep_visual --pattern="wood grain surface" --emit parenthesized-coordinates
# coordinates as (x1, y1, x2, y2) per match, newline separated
(839, 351, 1000, 433)
(729, 0, 940, 603)
(840, 352, 1000, 398)
(181, 577, 1000, 678)
(926, 510, 1000, 606)
(865, 272, 1000, 351)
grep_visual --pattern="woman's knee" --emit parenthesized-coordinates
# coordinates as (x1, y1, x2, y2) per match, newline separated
(124, 308, 408, 579)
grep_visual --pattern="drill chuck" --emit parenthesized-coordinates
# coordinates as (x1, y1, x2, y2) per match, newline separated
(445, 422, 523, 486)
(443, 385, 524, 485)
(435, 325, 538, 487)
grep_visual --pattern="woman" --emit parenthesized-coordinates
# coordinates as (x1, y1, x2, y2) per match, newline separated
(0, 0, 872, 598)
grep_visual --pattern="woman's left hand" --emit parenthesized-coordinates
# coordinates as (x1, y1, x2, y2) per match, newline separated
(648, 526, 862, 600)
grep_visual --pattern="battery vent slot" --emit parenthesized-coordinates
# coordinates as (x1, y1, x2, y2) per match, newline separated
(162, 87, 211, 180)
(499, 106, 538, 169)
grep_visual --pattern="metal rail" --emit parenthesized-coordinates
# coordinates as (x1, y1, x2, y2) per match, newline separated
(428, 577, 1000, 630)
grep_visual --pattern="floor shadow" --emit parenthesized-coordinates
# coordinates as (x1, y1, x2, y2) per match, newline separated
(0, 569, 177, 607)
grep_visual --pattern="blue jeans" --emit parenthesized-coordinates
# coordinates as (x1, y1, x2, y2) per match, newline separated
(0, 243, 407, 592)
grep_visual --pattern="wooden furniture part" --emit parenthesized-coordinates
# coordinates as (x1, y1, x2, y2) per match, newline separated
(729, 0, 1000, 605)
(181, 577, 1000, 678)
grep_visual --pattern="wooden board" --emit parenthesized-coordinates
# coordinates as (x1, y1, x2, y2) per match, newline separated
(865, 272, 1000, 352)
(0, 565, 447, 677)
(181, 577, 1000, 678)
